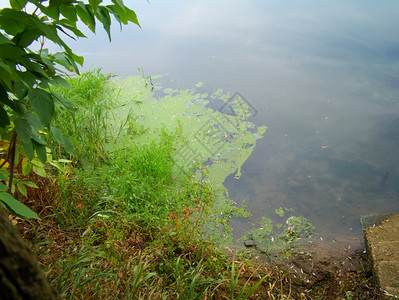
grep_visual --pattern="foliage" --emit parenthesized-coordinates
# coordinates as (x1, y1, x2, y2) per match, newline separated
(51, 68, 115, 165)
(0, 0, 140, 218)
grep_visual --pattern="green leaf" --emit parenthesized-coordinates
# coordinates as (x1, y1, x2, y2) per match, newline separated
(0, 191, 40, 219)
(0, 44, 26, 60)
(32, 165, 46, 177)
(22, 160, 32, 176)
(97, 6, 111, 41)
(29, 88, 54, 126)
(22, 139, 34, 160)
(12, 29, 41, 48)
(31, 132, 46, 145)
(109, 4, 140, 27)
(0, 9, 27, 35)
(16, 181, 27, 197)
(49, 161, 65, 172)
(53, 52, 80, 73)
(24, 112, 45, 131)
(0, 105, 10, 128)
(0, 183, 7, 192)
(76, 3, 96, 32)
(70, 52, 84, 66)
(50, 76, 71, 89)
(0, 84, 10, 105)
(50, 126, 63, 144)
(31, 157, 44, 168)
(60, 5, 78, 23)
(62, 134, 75, 155)
(55, 20, 86, 38)
(53, 94, 75, 114)
(0, 33, 14, 44)
(13, 82, 28, 101)
(49, 0, 76, 7)
(22, 181, 38, 188)
(14, 117, 32, 143)
(89, 0, 102, 11)
(9, 0, 28, 10)
(33, 140, 47, 164)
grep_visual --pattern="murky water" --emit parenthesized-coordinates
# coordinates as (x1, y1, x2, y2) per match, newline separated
(69, 1, 399, 242)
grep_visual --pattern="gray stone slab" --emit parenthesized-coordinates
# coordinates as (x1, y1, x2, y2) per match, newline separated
(364, 214, 399, 298)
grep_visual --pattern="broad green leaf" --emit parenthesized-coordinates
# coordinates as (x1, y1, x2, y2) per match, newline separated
(57, 159, 72, 163)
(22, 181, 38, 188)
(53, 94, 75, 114)
(111, 0, 125, 8)
(31, 132, 46, 145)
(53, 52, 80, 73)
(124, 6, 140, 27)
(50, 76, 71, 89)
(0, 182, 7, 192)
(55, 20, 86, 38)
(50, 126, 63, 144)
(16, 181, 27, 197)
(0, 9, 27, 35)
(24, 112, 45, 131)
(0, 84, 11, 106)
(97, 6, 111, 41)
(49, 0, 76, 7)
(33, 139, 47, 164)
(0, 33, 14, 44)
(14, 117, 32, 143)
(0, 60, 12, 73)
(29, 88, 54, 126)
(0, 191, 40, 219)
(76, 3, 96, 32)
(22, 139, 34, 160)
(13, 82, 28, 101)
(49, 161, 65, 172)
(40, 6, 60, 20)
(0, 44, 26, 60)
(32, 165, 46, 177)
(60, 5, 78, 23)
(12, 29, 41, 48)
(89, 0, 102, 11)
(22, 160, 32, 175)
(19, 56, 49, 78)
(0, 105, 10, 128)
(70, 52, 84, 66)
(31, 158, 44, 168)
(10, 0, 28, 10)
(62, 134, 75, 155)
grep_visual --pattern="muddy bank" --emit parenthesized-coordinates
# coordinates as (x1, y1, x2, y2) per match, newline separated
(240, 238, 383, 299)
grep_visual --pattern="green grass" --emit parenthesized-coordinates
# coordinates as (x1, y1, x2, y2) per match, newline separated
(51, 69, 115, 165)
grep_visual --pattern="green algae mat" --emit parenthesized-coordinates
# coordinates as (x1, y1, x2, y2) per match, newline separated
(105, 75, 266, 244)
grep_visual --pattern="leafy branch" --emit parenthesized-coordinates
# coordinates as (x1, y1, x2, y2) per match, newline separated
(0, 0, 140, 218)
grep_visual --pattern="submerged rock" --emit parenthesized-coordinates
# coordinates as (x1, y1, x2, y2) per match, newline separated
(244, 240, 257, 248)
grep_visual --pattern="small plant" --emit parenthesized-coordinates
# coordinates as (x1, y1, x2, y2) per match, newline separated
(51, 69, 116, 165)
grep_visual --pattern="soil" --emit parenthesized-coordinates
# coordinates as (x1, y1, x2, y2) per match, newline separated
(237, 237, 385, 299)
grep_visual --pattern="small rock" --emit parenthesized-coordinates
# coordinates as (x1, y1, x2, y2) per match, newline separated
(244, 240, 257, 248)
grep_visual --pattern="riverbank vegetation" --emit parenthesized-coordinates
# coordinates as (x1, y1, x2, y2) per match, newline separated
(9, 70, 276, 299)
(6, 70, 381, 299)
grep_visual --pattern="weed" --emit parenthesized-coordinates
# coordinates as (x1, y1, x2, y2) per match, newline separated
(229, 260, 271, 300)
(51, 69, 116, 165)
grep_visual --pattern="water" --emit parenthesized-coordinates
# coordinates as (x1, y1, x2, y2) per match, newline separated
(69, 1, 399, 242)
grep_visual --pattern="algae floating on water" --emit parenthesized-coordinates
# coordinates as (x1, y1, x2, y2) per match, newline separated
(106, 75, 266, 245)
